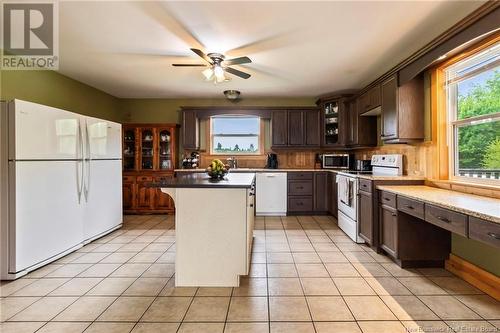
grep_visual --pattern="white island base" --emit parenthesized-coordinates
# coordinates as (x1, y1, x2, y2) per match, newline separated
(162, 184, 254, 287)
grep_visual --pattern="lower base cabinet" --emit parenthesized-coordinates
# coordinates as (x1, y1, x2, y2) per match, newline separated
(379, 205, 398, 257)
(123, 173, 175, 214)
(359, 190, 374, 245)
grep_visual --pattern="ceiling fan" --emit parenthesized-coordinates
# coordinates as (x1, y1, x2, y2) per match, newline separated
(172, 48, 252, 83)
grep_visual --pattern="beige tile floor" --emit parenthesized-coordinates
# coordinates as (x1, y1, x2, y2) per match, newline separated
(1, 214, 500, 333)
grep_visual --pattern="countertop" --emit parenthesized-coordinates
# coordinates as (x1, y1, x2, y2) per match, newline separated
(175, 168, 426, 181)
(148, 172, 255, 189)
(376, 185, 500, 224)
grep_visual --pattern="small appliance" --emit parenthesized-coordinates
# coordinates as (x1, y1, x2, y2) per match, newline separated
(266, 153, 279, 169)
(321, 153, 354, 170)
(354, 159, 372, 171)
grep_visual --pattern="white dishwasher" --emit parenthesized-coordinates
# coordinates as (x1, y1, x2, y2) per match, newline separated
(256, 172, 287, 216)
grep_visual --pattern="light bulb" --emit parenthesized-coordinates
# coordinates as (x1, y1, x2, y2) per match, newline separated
(213, 65, 225, 79)
(202, 67, 214, 80)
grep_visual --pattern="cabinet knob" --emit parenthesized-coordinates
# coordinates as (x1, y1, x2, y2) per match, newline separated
(391, 213, 397, 217)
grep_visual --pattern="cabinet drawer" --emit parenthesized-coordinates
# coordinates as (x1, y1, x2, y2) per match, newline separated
(425, 204, 468, 236)
(137, 175, 153, 182)
(288, 196, 313, 212)
(397, 196, 424, 219)
(288, 180, 313, 195)
(469, 217, 500, 249)
(379, 191, 396, 208)
(155, 175, 173, 182)
(123, 175, 135, 183)
(288, 172, 313, 180)
(359, 179, 372, 192)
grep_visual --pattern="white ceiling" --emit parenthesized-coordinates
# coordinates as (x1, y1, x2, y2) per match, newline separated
(58, 1, 485, 98)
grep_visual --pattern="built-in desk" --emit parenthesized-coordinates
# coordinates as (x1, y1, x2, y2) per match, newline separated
(376, 185, 500, 268)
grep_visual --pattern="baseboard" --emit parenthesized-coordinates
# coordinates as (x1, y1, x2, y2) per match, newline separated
(445, 254, 500, 301)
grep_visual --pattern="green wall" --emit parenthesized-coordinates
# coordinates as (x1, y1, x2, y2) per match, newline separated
(452, 234, 500, 276)
(1, 70, 121, 122)
(119, 97, 316, 124)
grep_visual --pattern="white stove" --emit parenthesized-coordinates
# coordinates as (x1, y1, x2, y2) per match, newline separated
(337, 154, 403, 243)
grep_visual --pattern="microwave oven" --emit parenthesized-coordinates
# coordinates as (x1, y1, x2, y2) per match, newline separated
(321, 154, 354, 169)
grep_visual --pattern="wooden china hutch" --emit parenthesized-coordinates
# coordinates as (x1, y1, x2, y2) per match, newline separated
(122, 123, 178, 214)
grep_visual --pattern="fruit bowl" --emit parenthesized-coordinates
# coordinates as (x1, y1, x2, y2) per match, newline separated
(206, 159, 230, 180)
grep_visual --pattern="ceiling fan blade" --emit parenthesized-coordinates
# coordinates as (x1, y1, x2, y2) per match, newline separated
(172, 64, 207, 67)
(224, 56, 252, 66)
(225, 67, 251, 79)
(191, 48, 212, 64)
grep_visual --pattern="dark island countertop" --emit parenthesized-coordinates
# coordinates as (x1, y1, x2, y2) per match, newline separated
(147, 172, 256, 189)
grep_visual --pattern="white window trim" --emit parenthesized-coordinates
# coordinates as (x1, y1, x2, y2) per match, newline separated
(210, 116, 261, 155)
(444, 45, 500, 185)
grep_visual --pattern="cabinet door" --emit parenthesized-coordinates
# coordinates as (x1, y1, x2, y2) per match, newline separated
(123, 182, 135, 210)
(369, 85, 381, 109)
(359, 191, 373, 244)
(314, 172, 328, 212)
(346, 100, 358, 146)
(381, 76, 398, 140)
(182, 110, 199, 150)
(287, 110, 304, 146)
(158, 128, 174, 171)
(380, 205, 398, 258)
(271, 110, 288, 146)
(328, 173, 338, 217)
(140, 128, 155, 170)
(137, 182, 154, 210)
(305, 109, 320, 146)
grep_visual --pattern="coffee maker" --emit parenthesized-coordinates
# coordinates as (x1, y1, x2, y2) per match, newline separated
(266, 153, 278, 169)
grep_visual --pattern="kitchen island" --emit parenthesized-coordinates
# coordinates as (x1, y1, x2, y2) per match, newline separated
(149, 173, 255, 287)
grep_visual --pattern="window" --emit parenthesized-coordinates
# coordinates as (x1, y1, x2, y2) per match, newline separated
(444, 42, 500, 182)
(211, 116, 260, 154)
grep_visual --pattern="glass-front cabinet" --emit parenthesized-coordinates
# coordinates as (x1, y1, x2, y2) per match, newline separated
(323, 100, 340, 146)
(122, 124, 178, 214)
(140, 128, 154, 170)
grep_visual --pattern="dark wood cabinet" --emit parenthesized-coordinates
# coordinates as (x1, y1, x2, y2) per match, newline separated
(287, 110, 305, 146)
(271, 109, 320, 148)
(359, 190, 373, 244)
(358, 85, 381, 113)
(319, 98, 346, 148)
(314, 172, 329, 212)
(271, 110, 288, 147)
(381, 74, 424, 143)
(328, 173, 338, 218)
(345, 99, 357, 146)
(123, 124, 177, 214)
(379, 204, 398, 258)
(305, 109, 321, 146)
(182, 110, 199, 150)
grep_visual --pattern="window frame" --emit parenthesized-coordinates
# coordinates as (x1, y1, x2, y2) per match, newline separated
(209, 115, 262, 155)
(443, 40, 500, 185)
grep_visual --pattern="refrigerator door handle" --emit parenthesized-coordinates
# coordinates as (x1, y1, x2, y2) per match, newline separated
(76, 122, 84, 204)
(83, 121, 91, 201)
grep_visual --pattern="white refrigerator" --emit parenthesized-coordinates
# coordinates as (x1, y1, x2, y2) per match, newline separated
(0, 99, 122, 280)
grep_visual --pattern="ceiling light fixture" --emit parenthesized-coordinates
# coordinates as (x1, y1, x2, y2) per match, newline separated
(224, 90, 241, 100)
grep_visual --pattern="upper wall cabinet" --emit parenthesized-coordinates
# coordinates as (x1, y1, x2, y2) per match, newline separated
(182, 110, 199, 150)
(271, 109, 320, 149)
(358, 85, 381, 114)
(345, 99, 377, 148)
(319, 98, 347, 148)
(381, 74, 424, 143)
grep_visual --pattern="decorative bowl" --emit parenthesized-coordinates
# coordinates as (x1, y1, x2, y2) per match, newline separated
(206, 169, 228, 180)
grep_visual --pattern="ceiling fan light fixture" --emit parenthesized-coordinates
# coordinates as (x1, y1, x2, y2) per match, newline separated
(202, 67, 214, 80)
(213, 65, 225, 79)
